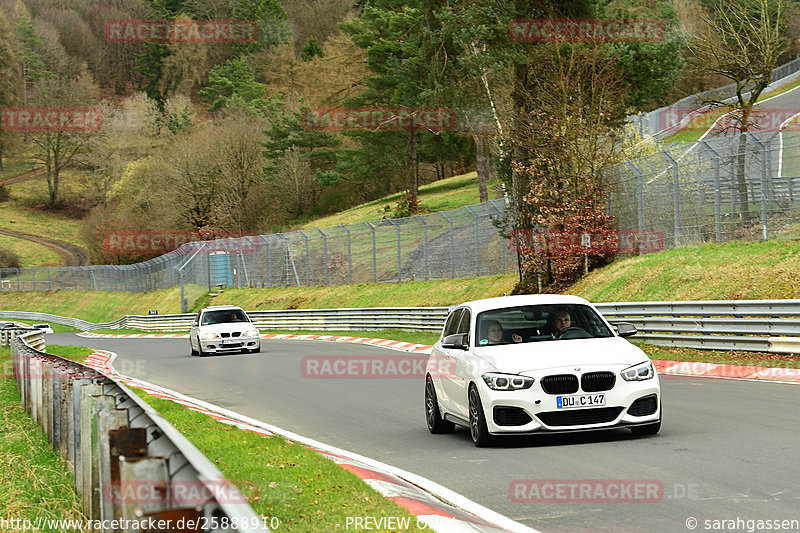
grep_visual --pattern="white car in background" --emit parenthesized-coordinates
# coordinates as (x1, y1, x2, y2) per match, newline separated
(189, 305, 260, 356)
(424, 295, 661, 447)
(33, 323, 54, 334)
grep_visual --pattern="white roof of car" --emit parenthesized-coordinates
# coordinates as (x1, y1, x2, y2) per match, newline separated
(201, 305, 245, 311)
(453, 294, 592, 314)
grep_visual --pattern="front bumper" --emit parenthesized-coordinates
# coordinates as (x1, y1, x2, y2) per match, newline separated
(478, 373, 660, 434)
(199, 336, 260, 353)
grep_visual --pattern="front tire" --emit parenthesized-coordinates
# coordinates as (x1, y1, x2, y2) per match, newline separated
(468, 385, 493, 447)
(425, 377, 454, 434)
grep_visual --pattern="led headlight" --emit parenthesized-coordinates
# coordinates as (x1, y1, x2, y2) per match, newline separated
(621, 361, 654, 381)
(244, 328, 259, 337)
(199, 331, 219, 340)
(482, 373, 534, 391)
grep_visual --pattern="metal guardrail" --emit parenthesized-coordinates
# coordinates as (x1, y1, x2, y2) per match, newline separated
(9, 330, 268, 532)
(4, 300, 800, 353)
(595, 300, 800, 353)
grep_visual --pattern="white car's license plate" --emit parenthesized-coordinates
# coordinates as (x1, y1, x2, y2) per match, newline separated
(557, 394, 605, 409)
(220, 339, 234, 345)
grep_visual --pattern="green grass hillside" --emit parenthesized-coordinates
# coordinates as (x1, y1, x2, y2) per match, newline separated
(570, 240, 800, 302)
(300, 171, 499, 229)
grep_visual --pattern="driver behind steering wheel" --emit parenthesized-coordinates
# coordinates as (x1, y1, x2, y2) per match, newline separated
(548, 310, 572, 339)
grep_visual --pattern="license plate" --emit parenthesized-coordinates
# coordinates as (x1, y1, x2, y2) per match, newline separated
(557, 394, 605, 409)
(220, 339, 234, 345)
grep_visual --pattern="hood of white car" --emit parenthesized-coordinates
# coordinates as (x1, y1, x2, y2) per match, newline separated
(199, 323, 256, 333)
(473, 337, 648, 374)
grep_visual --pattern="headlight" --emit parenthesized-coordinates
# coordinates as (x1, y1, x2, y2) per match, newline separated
(482, 373, 534, 391)
(199, 331, 218, 340)
(621, 361, 654, 381)
(244, 328, 259, 337)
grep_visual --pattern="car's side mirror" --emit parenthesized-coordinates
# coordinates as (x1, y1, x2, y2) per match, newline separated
(192, 322, 198, 328)
(442, 333, 469, 350)
(614, 322, 637, 338)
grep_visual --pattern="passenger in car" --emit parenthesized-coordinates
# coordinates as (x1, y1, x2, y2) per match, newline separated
(481, 320, 523, 345)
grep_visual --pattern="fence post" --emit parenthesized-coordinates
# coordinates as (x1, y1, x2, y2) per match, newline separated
(364, 222, 377, 283)
(746, 133, 769, 241)
(316, 228, 328, 285)
(441, 212, 455, 278)
(266, 234, 273, 287)
(624, 160, 645, 234)
(661, 151, 680, 246)
(338, 225, 352, 284)
(387, 219, 402, 281)
(413, 215, 429, 280)
(700, 142, 723, 243)
(489, 200, 506, 273)
(464, 206, 480, 276)
(296, 230, 310, 286)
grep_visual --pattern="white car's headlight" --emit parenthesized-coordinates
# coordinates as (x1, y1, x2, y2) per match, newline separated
(244, 328, 259, 337)
(621, 361, 654, 381)
(199, 332, 218, 340)
(482, 373, 534, 391)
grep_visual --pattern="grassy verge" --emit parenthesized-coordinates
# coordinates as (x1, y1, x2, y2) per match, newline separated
(661, 76, 800, 143)
(570, 240, 800, 302)
(0, 203, 84, 248)
(0, 347, 85, 530)
(211, 274, 517, 310)
(636, 343, 800, 369)
(0, 285, 207, 323)
(128, 388, 426, 532)
(43, 345, 95, 362)
(299, 171, 499, 229)
(0, 232, 62, 267)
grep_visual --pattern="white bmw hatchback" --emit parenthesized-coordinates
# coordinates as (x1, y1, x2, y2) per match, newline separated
(425, 295, 661, 446)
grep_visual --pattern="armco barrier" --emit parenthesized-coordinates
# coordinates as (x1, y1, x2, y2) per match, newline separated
(9, 330, 268, 532)
(4, 300, 800, 353)
(594, 300, 800, 354)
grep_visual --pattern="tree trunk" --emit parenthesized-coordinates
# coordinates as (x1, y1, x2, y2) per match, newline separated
(409, 129, 419, 210)
(736, 131, 749, 220)
(474, 133, 489, 203)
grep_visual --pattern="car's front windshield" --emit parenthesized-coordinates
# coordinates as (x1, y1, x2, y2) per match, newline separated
(475, 304, 613, 346)
(201, 309, 249, 325)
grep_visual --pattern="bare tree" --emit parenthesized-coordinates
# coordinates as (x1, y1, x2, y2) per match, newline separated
(211, 115, 270, 233)
(271, 146, 318, 217)
(688, 0, 786, 218)
(27, 71, 98, 208)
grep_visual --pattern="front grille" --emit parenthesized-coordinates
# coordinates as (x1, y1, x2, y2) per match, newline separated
(581, 372, 616, 392)
(628, 394, 658, 416)
(220, 332, 230, 338)
(219, 332, 242, 338)
(494, 406, 533, 426)
(537, 407, 624, 427)
(540, 374, 579, 395)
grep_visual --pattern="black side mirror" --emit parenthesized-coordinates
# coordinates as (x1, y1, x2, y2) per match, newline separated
(614, 322, 638, 338)
(442, 333, 469, 350)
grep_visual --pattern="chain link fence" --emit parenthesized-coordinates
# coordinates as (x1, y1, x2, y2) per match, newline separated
(3, 128, 799, 293)
(627, 56, 800, 138)
(1, 199, 516, 292)
(605, 130, 800, 246)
